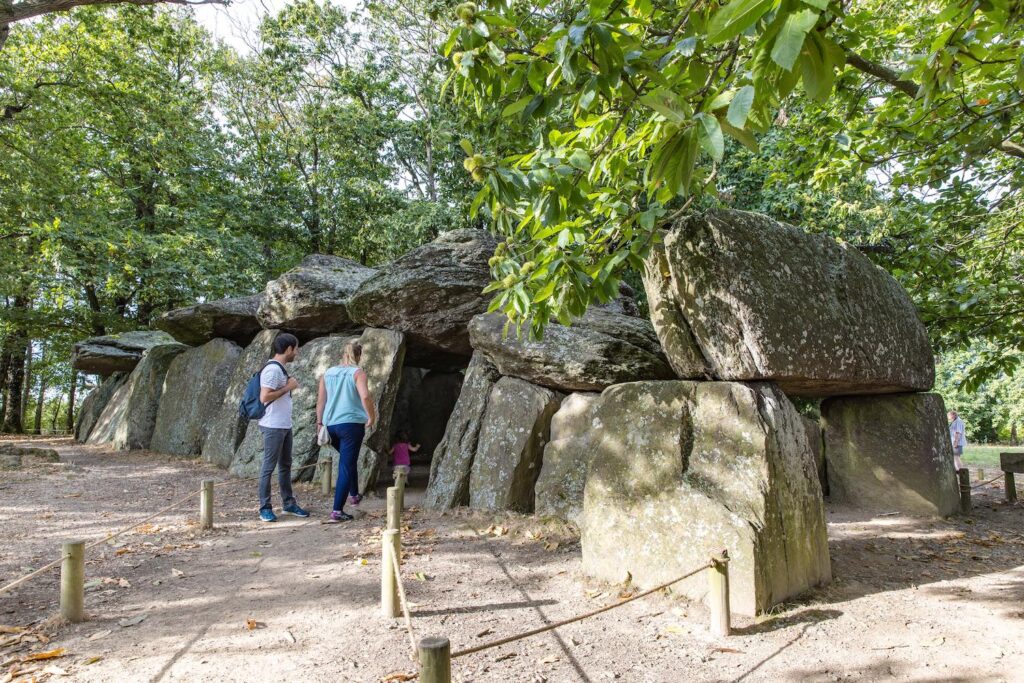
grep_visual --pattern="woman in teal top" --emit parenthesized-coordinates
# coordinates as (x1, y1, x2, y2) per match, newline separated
(316, 341, 376, 522)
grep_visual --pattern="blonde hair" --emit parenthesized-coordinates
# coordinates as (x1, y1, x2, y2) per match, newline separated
(342, 341, 362, 366)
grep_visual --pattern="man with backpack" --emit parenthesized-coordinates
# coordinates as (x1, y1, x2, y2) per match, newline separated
(251, 332, 309, 522)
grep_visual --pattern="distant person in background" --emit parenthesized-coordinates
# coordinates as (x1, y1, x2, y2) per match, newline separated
(316, 340, 376, 523)
(258, 332, 309, 522)
(948, 409, 967, 471)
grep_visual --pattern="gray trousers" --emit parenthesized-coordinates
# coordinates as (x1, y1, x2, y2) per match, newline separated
(259, 426, 296, 511)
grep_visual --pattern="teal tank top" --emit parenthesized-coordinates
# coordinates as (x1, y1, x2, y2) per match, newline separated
(322, 366, 368, 426)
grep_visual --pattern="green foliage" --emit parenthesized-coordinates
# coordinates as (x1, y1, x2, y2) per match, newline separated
(444, 0, 1024, 358)
(935, 346, 1024, 443)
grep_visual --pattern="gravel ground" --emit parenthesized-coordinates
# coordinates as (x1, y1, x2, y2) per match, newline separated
(1, 436, 1022, 682)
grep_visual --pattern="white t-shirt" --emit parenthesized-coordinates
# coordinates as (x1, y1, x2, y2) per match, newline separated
(949, 417, 967, 448)
(258, 362, 292, 429)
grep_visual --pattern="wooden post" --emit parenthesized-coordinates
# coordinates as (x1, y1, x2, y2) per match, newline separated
(386, 486, 400, 532)
(381, 529, 400, 618)
(708, 550, 731, 637)
(418, 636, 451, 683)
(957, 468, 971, 513)
(394, 470, 407, 511)
(200, 479, 214, 530)
(975, 468, 984, 482)
(1006, 471, 1017, 503)
(321, 459, 331, 496)
(60, 540, 85, 623)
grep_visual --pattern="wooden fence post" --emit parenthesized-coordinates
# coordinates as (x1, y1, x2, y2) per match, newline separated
(321, 459, 331, 496)
(1006, 471, 1017, 503)
(394, 470, 407, 511)
(60, 540, 85, 623)
(386, 486, 400, 531)
(708, 550, 731, 637)
(200, 479, 214, 530)
(381, 529, 400, 618)
(418, 636, 452, 683)
(957, 468, 971, 513)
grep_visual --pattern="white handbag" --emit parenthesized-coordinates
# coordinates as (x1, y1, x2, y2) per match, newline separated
(316, 424, 330, 447)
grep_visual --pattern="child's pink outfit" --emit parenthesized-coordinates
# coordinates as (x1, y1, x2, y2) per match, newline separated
(393, 442, 411, 467)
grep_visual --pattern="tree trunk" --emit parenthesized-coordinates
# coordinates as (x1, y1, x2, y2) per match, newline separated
(1012, 422, 1019, 447)
(20, 339, 32, 429)
(66, 371, 77, 433)
(3, 334, 27, 433)
(50, 395, 63, 432)
(33, 346, 45, 435)
(0, 343, 11, 423)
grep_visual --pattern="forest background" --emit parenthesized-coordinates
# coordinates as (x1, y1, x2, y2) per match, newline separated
(0, 0, 1021, 445)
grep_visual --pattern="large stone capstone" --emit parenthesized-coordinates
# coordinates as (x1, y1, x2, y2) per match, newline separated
(468, 377, 563, 512)
(257, 255, 377, 340)
(230, 334, 359, 479)
(86, 344, 188, 450)
(644, 209, 935, 396)
(201, 329, 279, 468)
(821, 393, 960, 516)
(72, 330, 178, 377)
(75, 372, 128, 442)
(534, 392, 601, 523)
(582, 380, 831, 616)
(154, 295, 263, 346)
(468, 309, 675, 392)
(150, 339, 242, 456)
(424, 353, 501, 509)
(346, 229, 497, 367)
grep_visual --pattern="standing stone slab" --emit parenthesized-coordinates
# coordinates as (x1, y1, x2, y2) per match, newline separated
(353, 328, 407, 493)
(821, 393, 959, 516)
(75, 372, 128, 442)
(72, 330, 178, 377)
(202, 330, 280, 468)
(257, 255, 377, 340)
(800, 414, 828, 496)
(650, 209, 935, 396)
(583, 381, 831, 616)
(230, 335, 359, 479)
(87, 344, 188, 450)
(425, 353, 500, 509)
(469, 309, 675, 392)
(535, 392, 601, 523)
(150, 339, 242, 456)
(155, 295, 263, 346)
(347, 229, 497, 366)
(468, 377, 563, 512)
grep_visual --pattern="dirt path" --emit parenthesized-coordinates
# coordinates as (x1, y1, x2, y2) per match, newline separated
(2, 437, 1023, 682)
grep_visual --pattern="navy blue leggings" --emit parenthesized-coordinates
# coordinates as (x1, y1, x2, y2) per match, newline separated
(328, 423, 364, 512)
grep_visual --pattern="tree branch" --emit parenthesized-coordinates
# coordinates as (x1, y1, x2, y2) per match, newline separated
(845, 50, 1024, 159)
(0, 0, 224, 26)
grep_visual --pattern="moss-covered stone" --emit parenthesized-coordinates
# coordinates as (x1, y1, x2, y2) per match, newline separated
(535, 392, 601, 523)
(821, 393, 959, 516)
(582, 380, 831, 616)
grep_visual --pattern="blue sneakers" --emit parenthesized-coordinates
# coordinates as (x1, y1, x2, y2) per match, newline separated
(259, 509, 278, 523)
(283, 503, 309, 518)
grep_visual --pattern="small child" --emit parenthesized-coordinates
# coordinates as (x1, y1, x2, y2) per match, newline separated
(390, 430, 420, 478)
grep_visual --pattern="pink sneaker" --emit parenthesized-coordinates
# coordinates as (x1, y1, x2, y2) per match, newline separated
(348, 494, 362, 506)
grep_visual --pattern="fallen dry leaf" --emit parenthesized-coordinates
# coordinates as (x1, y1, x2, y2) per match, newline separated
(538, 654, 559, 665)
(22, 647, 66, 662)
(544, 541, 559, 552)
(82, 656, 103, 665)
(381, 673, 417, 682)
(118, 615, 146, 628)
(0, 627, 24, 634)
(245, 619, 266, 630)
(413, 572, 429, 581)
(171, 568, 184, 578)
(87, 630, 112, 641)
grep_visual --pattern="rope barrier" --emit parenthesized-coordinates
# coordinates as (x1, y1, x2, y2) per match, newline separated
(972, 473, 1004, 490)
(388, 541, 418, 660)
(0, 455, 329, 598)
(450, 560, 715, 659)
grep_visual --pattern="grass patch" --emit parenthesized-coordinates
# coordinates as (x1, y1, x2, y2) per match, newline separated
(962, 445, 1024, 468)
